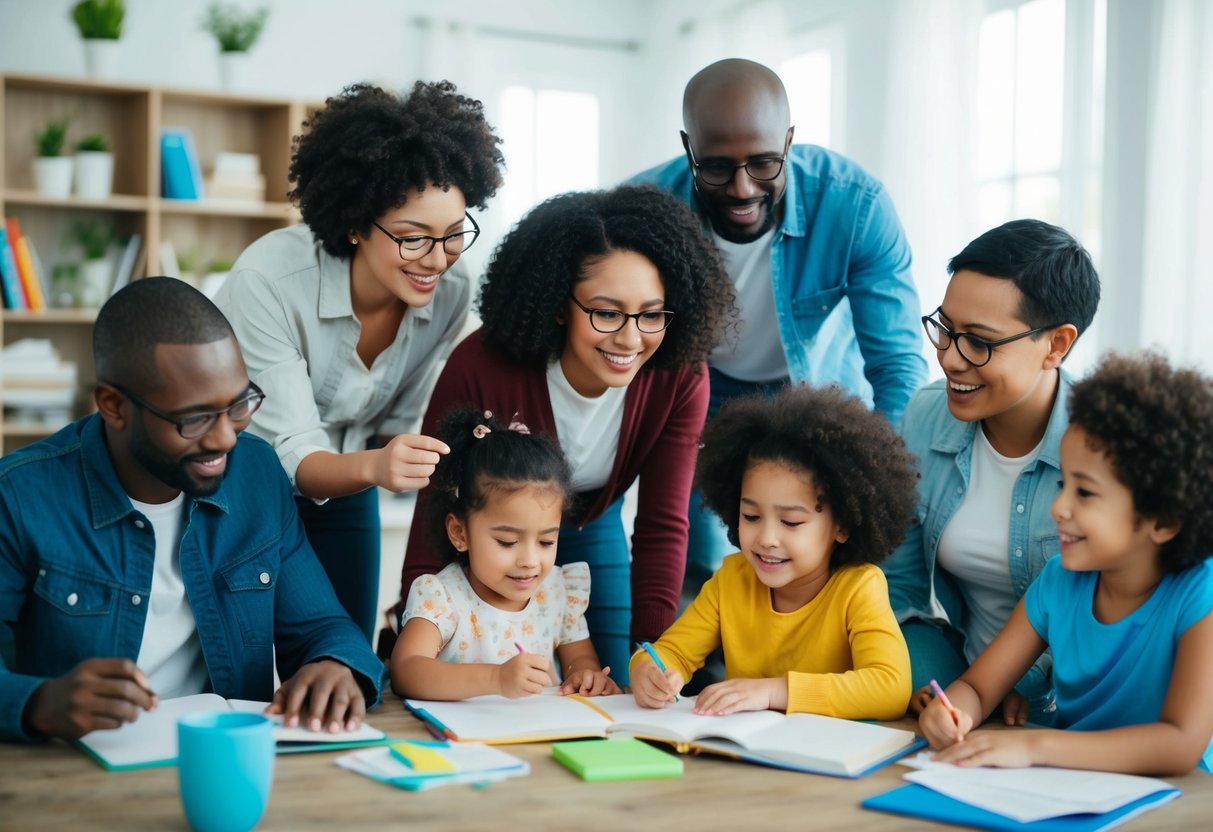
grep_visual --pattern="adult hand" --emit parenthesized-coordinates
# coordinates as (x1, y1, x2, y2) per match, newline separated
(931, 729, 1039, 768)
(558, 666, 621, 697)
(24, 658, 158, 740)
(495, 653, 552, 698)
(692, 678, 780, 715)
(266, 660, 365, 733)
(630, 660, 684, 709)
(371, 434, 449, 492)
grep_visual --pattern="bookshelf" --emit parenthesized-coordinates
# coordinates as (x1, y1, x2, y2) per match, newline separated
(1, 73, 313, 454)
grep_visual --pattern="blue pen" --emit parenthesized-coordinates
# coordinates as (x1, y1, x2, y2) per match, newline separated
(638, 641, 679, 702)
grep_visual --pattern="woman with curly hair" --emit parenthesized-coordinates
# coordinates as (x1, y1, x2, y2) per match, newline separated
(216, 81, 505, 643)
(397, 184, 736, 682)
(922, 352, 1213, 775)
(630, 384, 918, 719)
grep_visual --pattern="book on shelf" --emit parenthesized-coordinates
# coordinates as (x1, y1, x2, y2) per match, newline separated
(158, 239, 180, 277)
(0, 223, 28, 310)
(110, 233, 143, 296)
(77, 693, 389, 772)
(862, 757, 1182, 831)
(205, 150, 265, 202)
(161, 127, 204, 200)
(336, 741, 530, 791)
(6, 217, 46, 311)
(404, 693, 923, 778)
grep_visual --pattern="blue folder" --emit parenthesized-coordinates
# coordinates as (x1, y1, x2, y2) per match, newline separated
(862, 783, 1182, 832)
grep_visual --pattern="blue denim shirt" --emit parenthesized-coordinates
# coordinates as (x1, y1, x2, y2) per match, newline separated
(0, 415, 385, 741)
(881, 372, 1072, 702)
(631, 145, 927, 423)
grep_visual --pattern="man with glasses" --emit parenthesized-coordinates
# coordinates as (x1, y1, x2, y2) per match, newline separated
(632, 58, 928, 657)
(0, 278, 384, 743)
(882, 219, 1100, 724)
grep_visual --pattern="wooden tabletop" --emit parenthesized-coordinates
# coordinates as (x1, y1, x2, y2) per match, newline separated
(1, 692, 1209, 831)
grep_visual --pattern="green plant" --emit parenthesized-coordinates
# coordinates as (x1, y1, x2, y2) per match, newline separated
(34, 116, 73, 157)
(75, 133, 109, 153)
(206, 258, 234, 273)
(177, 244, 202, 275)
(72, 0, 125, 39)
(71, 220, 115, 260)
(202, 4, 269, 52)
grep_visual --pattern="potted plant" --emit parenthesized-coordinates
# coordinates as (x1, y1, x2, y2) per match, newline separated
(200, 257, 234, 298)
(71, 219, 115, 308)
(202, 4, 270, 89)
(71, 0, 125, 79)
(74, 133, 114, 200)
(33, 115, 75, 198)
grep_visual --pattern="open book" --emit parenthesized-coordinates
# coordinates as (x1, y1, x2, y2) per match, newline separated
(404, 693, 923, 778)
(78, 693, 387, 771)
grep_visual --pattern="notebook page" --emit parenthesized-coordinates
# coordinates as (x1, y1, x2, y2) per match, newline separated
(227, 699, 386, 743)
(593, 695, 785, 744)
(406, 693, 613, 741)
(740, 712, 918, 772)
(77, 692, 228, 768)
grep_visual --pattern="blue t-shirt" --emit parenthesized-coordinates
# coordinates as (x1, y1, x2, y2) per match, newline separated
(1024, 557, 1213, 771)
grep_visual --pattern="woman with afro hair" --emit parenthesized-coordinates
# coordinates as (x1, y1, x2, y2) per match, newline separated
(396, 184, 736, 683)
(216, 81, 505, 644)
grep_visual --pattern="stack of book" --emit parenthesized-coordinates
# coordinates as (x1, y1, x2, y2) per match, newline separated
(1, 338, 78, 427)
(205, 152, 266, 202)
(0, 217, 48, 311)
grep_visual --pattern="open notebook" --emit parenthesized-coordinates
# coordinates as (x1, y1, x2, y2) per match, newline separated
(78, 693, 387, 771)
(404, 693, 922, 778)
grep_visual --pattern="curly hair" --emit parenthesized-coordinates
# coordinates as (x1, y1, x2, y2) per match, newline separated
(1067, 351, 1213, 573)
(695, 384, 919, 568)
(421, 408, 574, 567)
(477, 185, 736, 371)
(289, 81, 505, 259)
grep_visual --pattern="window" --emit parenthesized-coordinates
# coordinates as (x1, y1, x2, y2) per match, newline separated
(498, 86, 600, 227)
(781, 50, 832, 148)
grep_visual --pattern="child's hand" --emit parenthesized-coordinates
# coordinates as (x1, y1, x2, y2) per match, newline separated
(931, 729, 1038, 768)
(1000, 690, 1029, 726)
(908, 683, 934, 716)
(918, 696, 974, 748)
(558, 666, 621, 697)
(496, 653, 552, 698)
(692, 678, 778, 715)
(631, 660, 683, 708)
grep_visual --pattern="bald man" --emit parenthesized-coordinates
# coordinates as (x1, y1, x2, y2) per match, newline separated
(0, 278, 384, 743)
(632, 58, 928, 633)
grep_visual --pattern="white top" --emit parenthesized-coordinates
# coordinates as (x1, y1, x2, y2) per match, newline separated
(708, 228, 788, 382)
(214, 224, 471, 491)
(936, 426, 1042, 662)
(545, 360, 626, 492)
(403, 562, 592, 669)
(130, 494, 208, 698)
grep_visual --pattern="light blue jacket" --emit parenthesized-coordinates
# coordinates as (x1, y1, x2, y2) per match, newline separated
(631, 145, 927, 423)
(882, 372, 1073, 702)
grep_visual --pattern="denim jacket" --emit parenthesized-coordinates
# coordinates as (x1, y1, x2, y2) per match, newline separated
(632, 145, 927, 423)
(882, 372, 1072, 702)
(0, 415, 385, 741)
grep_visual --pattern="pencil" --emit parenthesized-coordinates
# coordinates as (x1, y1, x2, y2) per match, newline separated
(929, 678, 960, 726)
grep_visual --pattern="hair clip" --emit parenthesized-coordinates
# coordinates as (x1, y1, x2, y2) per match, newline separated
(472, 424, 491, 439)
(507, 412, 530, 434)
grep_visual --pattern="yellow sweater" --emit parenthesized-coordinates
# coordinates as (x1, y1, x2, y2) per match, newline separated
(632, 554, 911, 719)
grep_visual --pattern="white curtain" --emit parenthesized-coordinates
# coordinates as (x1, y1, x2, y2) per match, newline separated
(1139, 0, 1213, 371)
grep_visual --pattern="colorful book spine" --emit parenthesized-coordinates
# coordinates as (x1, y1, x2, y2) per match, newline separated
(6, 217, 46, 311)
(0, 224, 28, 310)
(161, 128, 204, 200)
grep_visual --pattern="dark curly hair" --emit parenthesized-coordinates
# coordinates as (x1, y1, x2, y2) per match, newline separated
(289, 81, 505, 259)
(421, 408, 574, 567)
(477, 185, 736, 371)
(695, 384, 919, 568)
(1067, 352, 1213, 573)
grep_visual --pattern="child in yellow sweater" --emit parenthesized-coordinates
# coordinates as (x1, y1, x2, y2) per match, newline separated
(631, 385, 917, 720)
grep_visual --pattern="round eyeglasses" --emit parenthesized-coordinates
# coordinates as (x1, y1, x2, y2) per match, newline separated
(686, 142, 786, 187)
(106, 382, 266, 439)
(568, 294, 675, 334)
(922, 308, 1061, 368)
(372, 212, 480, 260)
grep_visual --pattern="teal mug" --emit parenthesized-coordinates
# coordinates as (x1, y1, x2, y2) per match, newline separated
(178, 712, 276, 832)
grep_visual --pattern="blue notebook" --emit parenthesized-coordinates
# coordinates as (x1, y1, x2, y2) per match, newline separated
(862, 783, 1182, 832)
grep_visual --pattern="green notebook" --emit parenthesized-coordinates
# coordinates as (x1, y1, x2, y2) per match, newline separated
(552, 738, 684, 782)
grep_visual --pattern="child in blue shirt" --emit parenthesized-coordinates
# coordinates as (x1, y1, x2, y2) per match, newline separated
(920, 352, 1213, 774)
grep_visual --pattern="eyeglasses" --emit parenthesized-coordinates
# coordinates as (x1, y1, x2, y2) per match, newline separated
(107, 382, 266, 439)
(568, 294, 675, 334)
(372, 212, 480, 260)
(922, 308, 1060, 368)
(686, 141, 787, 187)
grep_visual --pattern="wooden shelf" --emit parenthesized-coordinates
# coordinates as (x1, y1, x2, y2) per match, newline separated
(158, 198, 298, 220)
(3, 189, 151, 212)
(1, 422, 62, 438)
(3, 308, 99, 324)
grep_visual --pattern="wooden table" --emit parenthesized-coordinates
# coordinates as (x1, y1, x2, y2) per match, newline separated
(2, 693, 1209, 831)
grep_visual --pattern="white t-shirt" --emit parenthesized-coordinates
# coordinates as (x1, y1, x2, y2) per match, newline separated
(708, 228, 788, 382)
(936, 426, 1042, 663)
(131, 494, 208, 698)
(545, 360, 626, 491)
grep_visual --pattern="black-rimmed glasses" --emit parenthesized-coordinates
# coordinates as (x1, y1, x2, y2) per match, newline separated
(568, 294, 675, 334)
(686, 141, 787, 186)
(106, 382, 265, 439)
(922, 307, 1061, 368)
(372, 212, 480, 260)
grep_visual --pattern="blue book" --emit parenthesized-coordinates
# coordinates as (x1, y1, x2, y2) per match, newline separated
(862, 783, 1182, 832)
(161, 128, 204, 200)
(0, 225, 27, 309)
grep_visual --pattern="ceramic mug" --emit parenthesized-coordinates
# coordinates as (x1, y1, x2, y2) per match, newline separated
(177, 711, 275, 832)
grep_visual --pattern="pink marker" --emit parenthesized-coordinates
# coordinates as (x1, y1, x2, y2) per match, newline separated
(514, 641, 525, 653)
(930, 679, 960, 726)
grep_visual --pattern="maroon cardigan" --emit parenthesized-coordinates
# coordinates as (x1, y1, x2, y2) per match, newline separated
(398, 329, 708, 643)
